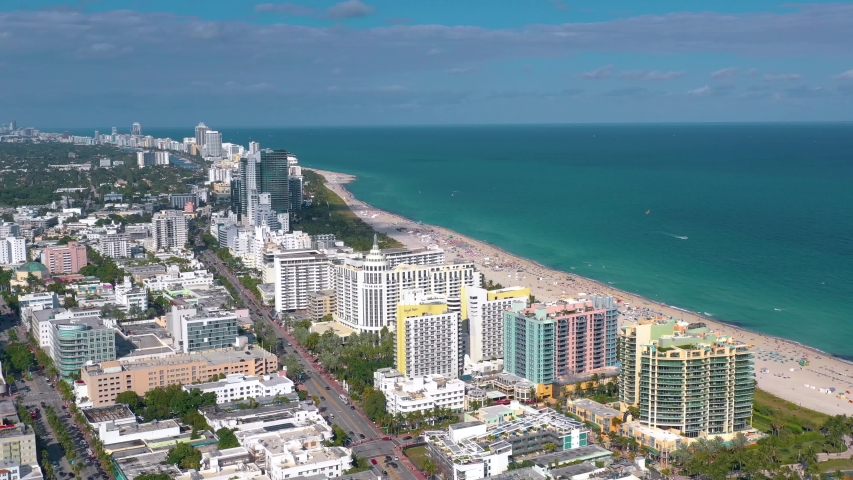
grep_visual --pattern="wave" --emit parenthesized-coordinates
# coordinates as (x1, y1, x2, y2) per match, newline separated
(660, 232, 688, 240)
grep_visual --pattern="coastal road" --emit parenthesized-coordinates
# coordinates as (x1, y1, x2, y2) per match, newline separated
(196, 242, 422, 480)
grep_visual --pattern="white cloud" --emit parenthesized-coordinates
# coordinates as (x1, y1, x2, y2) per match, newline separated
(326, 0, 375, 20)
(688, 85, 711, 96)
(833, 69, 853, 80)
(710, 67, 738, 79)
(582, 65, 613, 79)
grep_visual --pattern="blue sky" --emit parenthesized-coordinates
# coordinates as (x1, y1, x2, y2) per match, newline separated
(2, 0, 853, 126)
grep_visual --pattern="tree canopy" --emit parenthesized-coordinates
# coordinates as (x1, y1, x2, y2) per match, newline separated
(216, 427, 239, 449)
(166, 442, 202, 470)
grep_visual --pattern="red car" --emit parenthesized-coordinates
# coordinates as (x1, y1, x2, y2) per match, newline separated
(382, 437, 392, 441)
(370, 459, 378, 465)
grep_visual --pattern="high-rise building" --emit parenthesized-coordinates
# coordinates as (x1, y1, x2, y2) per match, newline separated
(195, 122, 209, 147)
(259, 149, 290, 214)
(136, 150, 156, 167)
(131, 122, 141, 136)
(396, 291, 460, 378)
(289, 175, 303, 210)
(249, 141, 259, 154)
(204, 130, 222, 158)
(273, 250, 334, 312)
(97, 234, 130, 259)
(335, 237, 479, 332)
(0, 237, 27, 265)
(152, 210, 188, 251)
(618, 320, 754, 437)
(111, 126, 117, 135)
(502, 296, 619, 384)
(94, 130, 99, 143)
(42, 241, 87, 274)
(461, 285, 530, 363)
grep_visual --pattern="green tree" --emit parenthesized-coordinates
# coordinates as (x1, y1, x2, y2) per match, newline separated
(134, 474, 173, 480)
(362, 390, 386, 422)
(279, 355, 304, 380)
(4, 343, 35, 373)
(297, 390, 308, 401)
(216, 427, 240, 449)
(166, 442, 202, 470)
(115, 391, 142, 411)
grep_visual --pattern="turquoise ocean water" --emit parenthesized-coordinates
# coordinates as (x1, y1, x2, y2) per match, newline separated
(73, 124, 853, 358)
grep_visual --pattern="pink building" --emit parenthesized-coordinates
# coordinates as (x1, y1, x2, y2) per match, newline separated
(43, 241, 88, 274)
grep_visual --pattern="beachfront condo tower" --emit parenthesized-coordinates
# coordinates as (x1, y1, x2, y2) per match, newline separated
(461, 285, 530, 363)
(236, 148, 290, 226)
(335, 236, 479, 333)
(502, 295, 619, 384)
(618, 320, 754, 437)
(396, 290, 460, 378)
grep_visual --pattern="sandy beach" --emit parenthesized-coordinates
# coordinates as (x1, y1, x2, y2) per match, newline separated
(312, 168, 853, 417)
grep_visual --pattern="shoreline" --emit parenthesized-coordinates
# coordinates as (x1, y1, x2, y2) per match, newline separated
(309, 167, 853, 416)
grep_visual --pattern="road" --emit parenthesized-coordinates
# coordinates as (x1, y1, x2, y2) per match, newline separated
(0, 296, 105, 480)
(196, 239, 421, 480)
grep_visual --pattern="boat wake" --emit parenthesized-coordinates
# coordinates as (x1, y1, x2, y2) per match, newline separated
(774, 308, 785, 311)
(660, 232, 688, 240)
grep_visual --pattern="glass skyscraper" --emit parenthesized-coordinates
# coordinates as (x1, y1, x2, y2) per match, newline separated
(260, 149, 290, 214)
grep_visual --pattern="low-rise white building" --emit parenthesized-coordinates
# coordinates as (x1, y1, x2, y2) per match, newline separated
(374, 368, 466, 415)
(98, 418, 181, 446)
(142, 265, 215, 291)
(184, 372, 294, 404)
(202, 403, 325, 433)
(114, 276, 147, 311)
(237, 425, 351, 480)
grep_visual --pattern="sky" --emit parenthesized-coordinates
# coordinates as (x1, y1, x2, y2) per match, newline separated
(2, 0, 853, 127)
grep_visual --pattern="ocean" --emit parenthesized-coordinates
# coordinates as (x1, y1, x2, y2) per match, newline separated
(70, 124, 853, 358)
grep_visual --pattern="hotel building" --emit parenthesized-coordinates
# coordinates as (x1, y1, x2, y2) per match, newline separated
(272, 250, 334, 312)
(335, 237, 478, 332)
(42, 241, 87, 274)
(78, 349, 279, 407)
(395, 291, 460, 378)
(374, 368, 465, 415)
(461, 285, 530, 363)
(183, 372, 294, 404)
(49, 317, 117, 377)
(503, 295, 619, 385)
(618, 320, 754, 437)
(152, 210, 188, 251)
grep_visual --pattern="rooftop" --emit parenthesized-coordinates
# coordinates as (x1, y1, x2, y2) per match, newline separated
(83, 404, 135, 424)
(84, 347, 276, 375)
(530, 445, 612, 467)
(569, 399, 621, 419)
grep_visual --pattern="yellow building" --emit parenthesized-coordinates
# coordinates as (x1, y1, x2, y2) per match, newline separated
(568, 398, 623, 433)
(396, 291, 460, 378)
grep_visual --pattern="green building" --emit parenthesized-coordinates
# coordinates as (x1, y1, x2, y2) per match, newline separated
(503, 304, 555, 385)
(618, 320, 754, 437)
(259, 149, 290, 214)
(49, 318, 116, 377)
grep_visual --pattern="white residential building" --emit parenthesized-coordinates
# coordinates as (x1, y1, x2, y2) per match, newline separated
(396, 290, 460, 378)
(97, 234, 130, 259)
(0, 237, 27, 265)
(142, 265, 214, 291)
(183, 372, 294, 404)
(152, 210, 188, 251)
(19, 292, 60, 331)
(202, 403, 326, 433)
(461, 285, 530, 363)
(204, 130, 223, 158)
(374, 368, 466, 415)
(335, 237, 479, 333)
(114, 277, 148, 311)
(98, 419, 181, 446)
(273, 250, 334, 312)
(236, 426, 351, 480)
(165, 307, 239, 353)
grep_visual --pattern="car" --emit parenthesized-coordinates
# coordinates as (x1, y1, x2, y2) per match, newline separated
(350, 405, 356, 410)
(382, 471, 388, 475)
(382, 436, 392, 441)
(359, 433, 366, 439)
(370, 459, 377, 465)
(325, 386, 330, 390)
(385, 455, 392, 461)
(393, 456, 399, 461)
(402, 435, 412, 440)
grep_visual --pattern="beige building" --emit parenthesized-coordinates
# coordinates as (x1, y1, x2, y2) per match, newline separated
(79, 348, 279, 407)
(307, 289, 336, 321)
(0, 425, 37, 466)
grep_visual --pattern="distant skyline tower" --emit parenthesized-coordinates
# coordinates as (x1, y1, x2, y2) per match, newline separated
(204, 130, 222, 158)
(111, 127, 117, 135)
(94, 130, 99, 143)
(195, 122, 209, 147)
(9, 120, 16, 131)
(131, 122, 141, 136)
(249, 141, 259, 154)
(259, 149, 290, 215)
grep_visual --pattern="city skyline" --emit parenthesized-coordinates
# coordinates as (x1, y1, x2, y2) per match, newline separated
(1, 1, 852, 126)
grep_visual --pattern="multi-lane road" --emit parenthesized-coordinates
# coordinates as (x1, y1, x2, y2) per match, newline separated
(196, 243, 422, 480)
